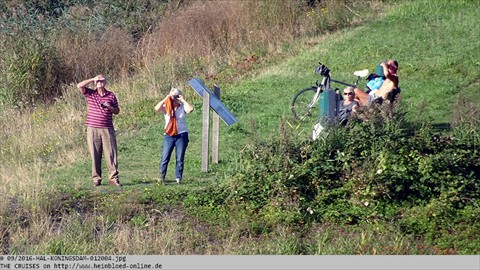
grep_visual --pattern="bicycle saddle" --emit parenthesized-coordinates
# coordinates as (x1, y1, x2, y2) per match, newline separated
(353, 69, 369, 78)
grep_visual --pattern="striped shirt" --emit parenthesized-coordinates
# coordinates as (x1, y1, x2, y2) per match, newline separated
(83, 88, 118, 128)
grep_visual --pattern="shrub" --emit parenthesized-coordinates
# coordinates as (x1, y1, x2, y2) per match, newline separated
(228, 105, 480, 230)
(0, 35, 67, 107)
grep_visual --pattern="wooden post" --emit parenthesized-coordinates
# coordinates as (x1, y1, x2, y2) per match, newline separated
(189, 78, 237, 172)
(212, 85, 220, 164)
(201, 90, 210, 172)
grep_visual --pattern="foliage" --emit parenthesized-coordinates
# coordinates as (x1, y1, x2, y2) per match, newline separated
(227, 105, 480, 251)
(0, 34, 67, 107)
(0, 0, 166, 106)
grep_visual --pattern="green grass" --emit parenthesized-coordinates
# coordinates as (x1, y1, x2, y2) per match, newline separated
(2, 0, 480, 254)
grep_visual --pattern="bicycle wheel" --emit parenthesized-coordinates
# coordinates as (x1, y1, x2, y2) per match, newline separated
(291, 87, 320, 122)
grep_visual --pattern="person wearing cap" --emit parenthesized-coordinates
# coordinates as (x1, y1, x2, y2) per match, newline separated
(354, 59, 399, 107)
(77, 74, 121, 187)
(154, 87, 194, 184)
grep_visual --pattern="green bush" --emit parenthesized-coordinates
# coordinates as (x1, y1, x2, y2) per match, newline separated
(0, 35, 66, 106)
(228, 105, 480, 241)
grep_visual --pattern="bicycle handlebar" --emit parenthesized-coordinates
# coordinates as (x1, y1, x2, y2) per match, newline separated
(315, 63, 330, 77)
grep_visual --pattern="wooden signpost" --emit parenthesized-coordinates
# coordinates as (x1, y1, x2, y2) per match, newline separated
(211, 85, 220, 164)
(189, 78, 237, 172)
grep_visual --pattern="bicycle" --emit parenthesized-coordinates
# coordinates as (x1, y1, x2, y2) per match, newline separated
(291, 63, 369, 122)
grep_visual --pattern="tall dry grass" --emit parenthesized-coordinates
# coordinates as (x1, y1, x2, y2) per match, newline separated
(9, 212, 239, 254)
(141, 1, 309, 68)
(53, 26, 137, 84)
(136, 0, 379, 91)
(1, 0, 376, 106)
(8, 210, 428, 254)
(0, 85, 87, 229)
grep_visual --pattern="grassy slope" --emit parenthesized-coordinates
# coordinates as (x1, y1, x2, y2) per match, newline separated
(49, 0, 480, 190)
(43, 0, 479, 253)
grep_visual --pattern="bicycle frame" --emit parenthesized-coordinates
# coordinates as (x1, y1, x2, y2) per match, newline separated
(291, 63, 369, 122)
(311, 74, 363, 105)
(327, 68, 368, 89)
(330, 78, 358, 88)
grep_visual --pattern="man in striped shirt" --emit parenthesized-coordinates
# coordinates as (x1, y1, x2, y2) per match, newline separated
(77, 74, 121, 187)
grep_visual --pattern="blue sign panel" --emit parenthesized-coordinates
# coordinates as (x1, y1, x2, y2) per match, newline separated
(188, 78, 238, 126)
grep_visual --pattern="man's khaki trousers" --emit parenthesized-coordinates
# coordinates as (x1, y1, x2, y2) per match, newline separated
(87, 127, 119, 183)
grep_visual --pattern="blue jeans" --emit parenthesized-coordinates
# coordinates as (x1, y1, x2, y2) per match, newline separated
(159, 132, 189, 180)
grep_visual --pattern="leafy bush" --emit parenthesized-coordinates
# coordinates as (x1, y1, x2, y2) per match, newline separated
(227, 105, 480, 245)
(0, 35, 67, 107)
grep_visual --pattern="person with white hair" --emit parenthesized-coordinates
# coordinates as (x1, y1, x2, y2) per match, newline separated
(77, 74, 121, 187)
(154, 87, 194, 184)
(337, 86, 359, 125)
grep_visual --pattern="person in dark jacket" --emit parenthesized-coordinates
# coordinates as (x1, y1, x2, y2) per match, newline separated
(337, 86, 359, 125)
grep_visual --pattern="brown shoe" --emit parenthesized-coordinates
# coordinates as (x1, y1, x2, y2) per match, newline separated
(109, 179, 122, 186)
(93, 180, 102, 186)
